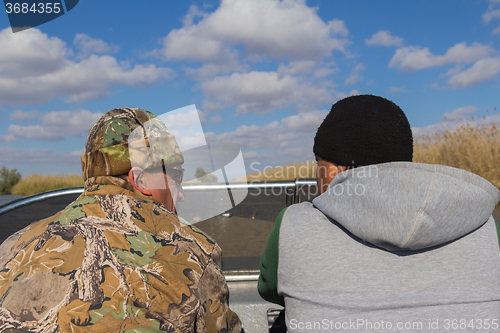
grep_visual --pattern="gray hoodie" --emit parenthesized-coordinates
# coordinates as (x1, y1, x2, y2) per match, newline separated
(278, 162, 500, 332)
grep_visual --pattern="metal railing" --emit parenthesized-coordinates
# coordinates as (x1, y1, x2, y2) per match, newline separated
(0, 179, 318, 216)
(0, 187, 85, 215)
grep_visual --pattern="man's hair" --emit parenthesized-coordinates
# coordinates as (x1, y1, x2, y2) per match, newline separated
(313, 94, 413, 168)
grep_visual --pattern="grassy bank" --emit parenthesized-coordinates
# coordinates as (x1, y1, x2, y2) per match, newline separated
(11, 174, 84, 196)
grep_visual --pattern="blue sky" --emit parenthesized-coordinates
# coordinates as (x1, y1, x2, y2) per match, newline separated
(1, 0, 500, 177)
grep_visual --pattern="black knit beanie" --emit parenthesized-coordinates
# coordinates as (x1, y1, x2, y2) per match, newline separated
(313, 94, 413, 167)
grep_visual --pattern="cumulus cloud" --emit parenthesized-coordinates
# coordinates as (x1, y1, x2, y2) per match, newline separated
(151, 0, 351, 116)
(484, 8, 500, 23)
(210, 115, 223, 123)
(201, 71, 334, 114)
(0, 28, 174, 106)
(483, 0, 500, 23)
(412, 104, 500, 138)
(205, 109, 328, 166)
(0, 146, 82, 165)
(482, 0, 500, 35)
(201, 71, 299, 114)
(412, 112, 500, 138)
(184, 60, 244, 80)
(344, 63, 364, 85)
(1, 109, 102, 142)
(162, 107, 201, 127)
(442, 106, 477, 120)
(158, 107, 208, 150)
(335, 89, 360, 100)
(74, 34, 119, 59)
(388, 87, 404, 93)
(159, 0, 349, 62)
(446, 57, 500, 88)
(365, 30, 404, 47)
(281, 110, 328, 132)
(389, 42, 494, 72)
(314, 67, 338, 78)
(8, 109, 40, 120)
(242, 151, 257, 159)
(277, 61, 318, 77)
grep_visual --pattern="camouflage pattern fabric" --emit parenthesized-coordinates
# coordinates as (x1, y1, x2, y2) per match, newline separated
(81, 108, 184, 181)
(0, 177, 242, 332)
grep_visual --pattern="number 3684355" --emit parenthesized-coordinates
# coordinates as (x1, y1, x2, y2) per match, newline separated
(5, 2, 61, 14)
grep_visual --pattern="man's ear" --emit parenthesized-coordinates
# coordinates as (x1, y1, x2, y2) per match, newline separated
(337, 165, 348, 174)
(327, 163, 347, 180)
(129, 167, 152, 196)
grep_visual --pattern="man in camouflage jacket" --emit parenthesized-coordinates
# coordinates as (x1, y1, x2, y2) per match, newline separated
(0, 108, 242, 333)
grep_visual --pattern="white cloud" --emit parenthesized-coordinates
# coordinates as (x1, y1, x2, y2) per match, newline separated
(314, 67, 338, 78)
(200, 71, 334, 114)
(335, 89, 360, 100)
(0, 146, 82, 165)
(205, 110, 328, 166)
(158, 107, 208, 151)
(277, 61, 317, 77)
(74, 34, 119, 59)
(184, 60, 244, 80)
(388, 87, 404, 93)
(484, 9, 500, 23)
(389, 42, 494, 72)
(0, 28, 68, 79)
(2, 109, 102, 142)
(329, 18, 349, 37)
(446, 57, 500, 88)
(412, 113, 500, 138)
(483, 1, 500, 34)
(365, 30, 404, 47)
(442, 106, 477, 120)
(0, 134, 16, 143)
(441, 65, 464, 77)
(0, 28, 174, 106)
(281, 110, 328, 132)
(159, 0, 349, 62)
(173, 130, 207, 151)
(153, 0, 350, 116)
(344, 63, 364, 85)
(412, 104, 500, 138)
(210, 115, 223, 123)
(201, 71, 298, 114)
(483, 0, 500, 23)
(243, 151, 257, 159)
(162, 107, 201, 127)
(8, 109, 40, 120)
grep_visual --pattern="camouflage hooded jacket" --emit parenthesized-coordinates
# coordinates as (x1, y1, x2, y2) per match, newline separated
(0, 178, 242, 333)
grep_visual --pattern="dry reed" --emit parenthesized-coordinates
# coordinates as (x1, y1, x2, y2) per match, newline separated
(414, 122, 500, 189)
(11, 174, 84, 196)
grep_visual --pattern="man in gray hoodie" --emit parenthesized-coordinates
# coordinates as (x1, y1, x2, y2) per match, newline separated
(258, 95, 500, 332)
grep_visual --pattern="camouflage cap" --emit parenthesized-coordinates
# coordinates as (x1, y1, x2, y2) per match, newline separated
(81, 107, 184, 181)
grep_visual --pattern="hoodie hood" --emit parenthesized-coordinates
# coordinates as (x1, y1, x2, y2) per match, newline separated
(313, 162, 500, 251)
